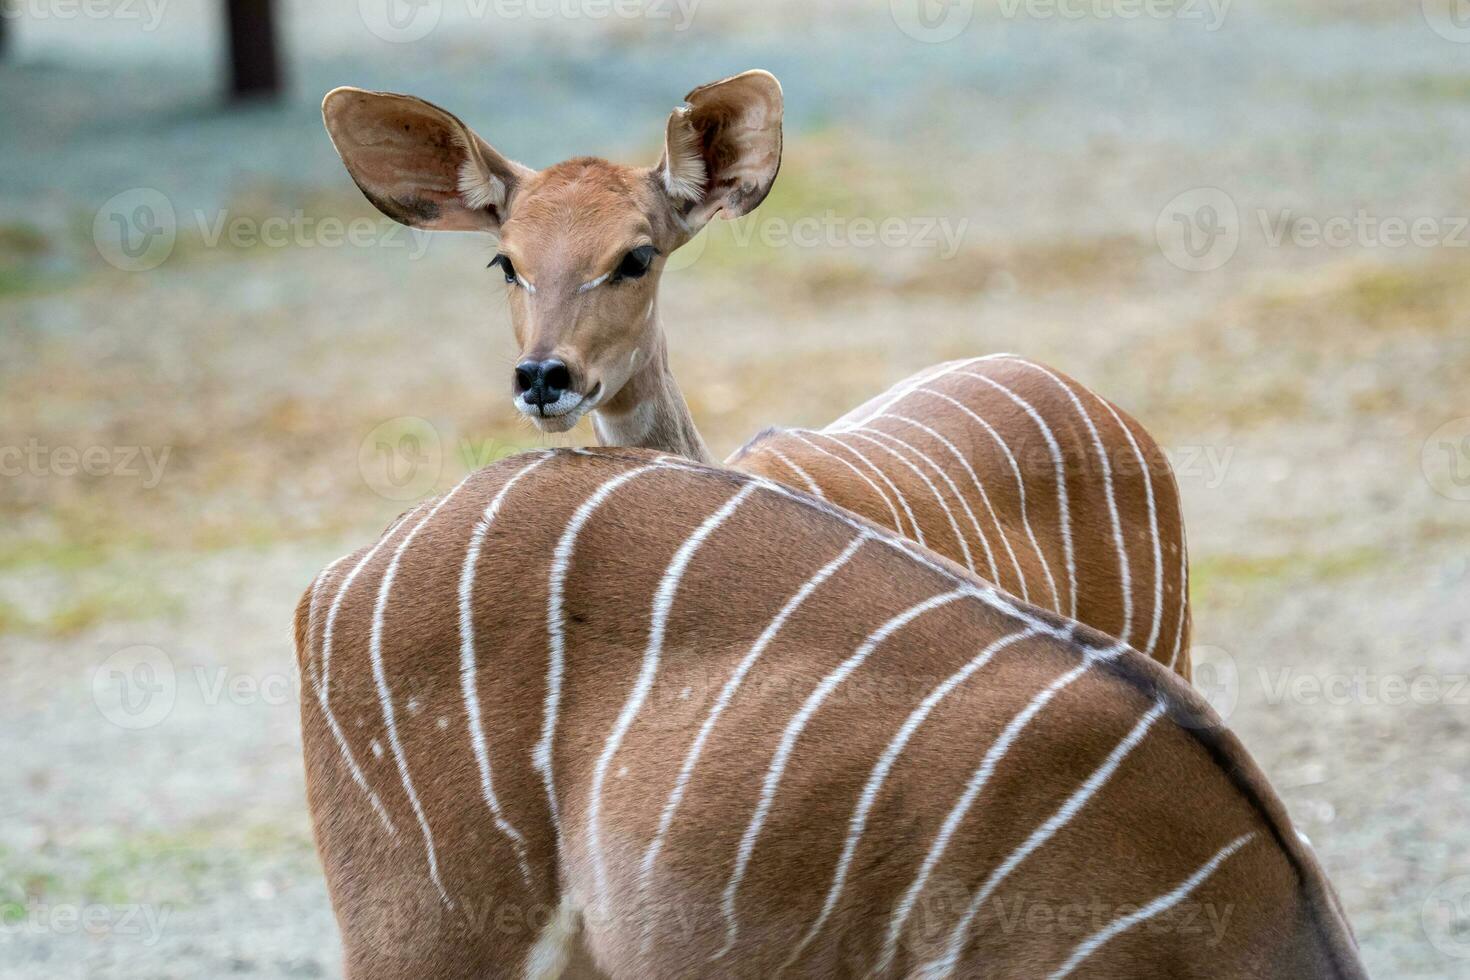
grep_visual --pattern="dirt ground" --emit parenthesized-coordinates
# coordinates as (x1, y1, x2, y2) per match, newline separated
(2, 2, 1469, 977)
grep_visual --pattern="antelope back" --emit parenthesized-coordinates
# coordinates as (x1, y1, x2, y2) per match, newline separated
(297, 449, 1358, 979)
(732, 354, 1193, 678)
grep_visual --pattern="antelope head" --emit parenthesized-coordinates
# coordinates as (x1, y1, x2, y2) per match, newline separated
(322, 70, 784, 463)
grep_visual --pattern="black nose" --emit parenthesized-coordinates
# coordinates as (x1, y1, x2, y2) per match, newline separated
(514, 358, 573, 407)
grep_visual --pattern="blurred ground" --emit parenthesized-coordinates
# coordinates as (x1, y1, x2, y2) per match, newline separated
(2, 1, 1469, 976)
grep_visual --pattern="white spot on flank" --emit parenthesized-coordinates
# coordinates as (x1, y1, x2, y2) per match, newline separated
(407, 697, 420, 715)
(590, 483, 759, 917)
(371, 740, 383, 759)
(679, 686, 692, 700)
(436, 716, 448, 730)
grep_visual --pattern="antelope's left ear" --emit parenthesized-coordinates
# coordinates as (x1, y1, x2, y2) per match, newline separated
(655, 70, 783, 231)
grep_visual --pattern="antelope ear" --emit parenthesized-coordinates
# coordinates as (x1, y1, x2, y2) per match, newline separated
(656, 70, 783, 231)
(322, 87, 531, 233)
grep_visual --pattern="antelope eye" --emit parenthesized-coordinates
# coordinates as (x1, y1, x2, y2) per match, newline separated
(489, 253, 517, 285)
(611, 245, 657, 282)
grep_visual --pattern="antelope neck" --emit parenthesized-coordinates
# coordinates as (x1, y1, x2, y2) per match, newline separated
(592, 336, 712, 464)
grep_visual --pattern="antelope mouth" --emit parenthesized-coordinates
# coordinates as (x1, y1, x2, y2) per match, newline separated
(515, 383, 603, 433)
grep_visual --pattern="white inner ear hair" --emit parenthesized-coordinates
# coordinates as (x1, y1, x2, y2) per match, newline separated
(661, 107, 706, 203)
(456, 140, 506, 212)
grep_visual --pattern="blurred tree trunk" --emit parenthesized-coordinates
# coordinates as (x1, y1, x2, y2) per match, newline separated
(225, 0, 281, 101)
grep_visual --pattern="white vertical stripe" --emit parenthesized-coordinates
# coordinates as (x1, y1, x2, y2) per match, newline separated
(911, 388, 1061, 611)
(303, 554, 348, 688)
(816, 432, 928, 546)
(646, 455, 1090, 655)
(921, 701, 1169, 979)
(1095, 397, 1165, 659)
(769, 448, 825, 498)
(1168, 531, 1191, 672)
(789, 431, 906, 533)
(459, 454, 553, 890)
(955, 371, 1077, 618)
(825, 355, 1015, 432)
(1005, 360, 1133, 646)
(853, 426, 989, 578)
(316, 506, 433, 840)
(369, 476, 476, 909)
(587, 483, 759, 916)
(1047, 833, 1255, 979)
(882, 414, 1029, 601)
(876, 643, 1116, 976)
(716, 590, 968, 959)
(641, 533, 870, 943)
(536, 464, 661, 849)
(782, 628, 1037, 971)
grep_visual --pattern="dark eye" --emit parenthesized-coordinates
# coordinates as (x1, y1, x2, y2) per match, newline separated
(489, 253, 517, 285)
(611, 245, 657, 283)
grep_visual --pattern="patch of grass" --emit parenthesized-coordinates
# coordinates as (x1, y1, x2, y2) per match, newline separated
(1191, 545, 1385, 600)
(1, 822, 316, 909)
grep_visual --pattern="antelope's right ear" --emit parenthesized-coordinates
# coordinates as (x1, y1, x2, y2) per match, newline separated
(322, 87, 531, 234)
(656, 70, 784, 232)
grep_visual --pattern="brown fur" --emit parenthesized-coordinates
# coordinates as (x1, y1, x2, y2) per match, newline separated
(298, 449, 1361, 979)
(732, 356, 1194, 677)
